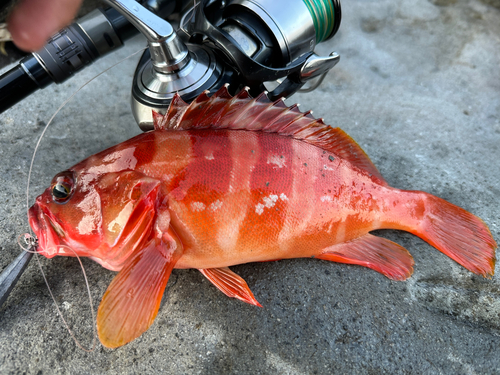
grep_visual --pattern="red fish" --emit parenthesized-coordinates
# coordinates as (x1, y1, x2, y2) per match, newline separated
(28, 86, 497, 348)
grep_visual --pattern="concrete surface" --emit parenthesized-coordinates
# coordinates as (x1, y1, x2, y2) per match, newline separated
(1, 0, 499, 373)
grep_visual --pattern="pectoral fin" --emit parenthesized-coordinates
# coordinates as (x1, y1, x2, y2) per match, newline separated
(199, 267, 262, 307)
(97, 227, 182, 348)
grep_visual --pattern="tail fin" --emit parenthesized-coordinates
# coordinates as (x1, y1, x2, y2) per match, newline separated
(416, 195, 496, 277)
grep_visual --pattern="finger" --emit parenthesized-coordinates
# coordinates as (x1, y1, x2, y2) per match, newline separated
(7, 0, 84, 51)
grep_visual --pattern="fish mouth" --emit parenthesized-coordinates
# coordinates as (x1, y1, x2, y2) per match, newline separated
(28, 203, 64, 258)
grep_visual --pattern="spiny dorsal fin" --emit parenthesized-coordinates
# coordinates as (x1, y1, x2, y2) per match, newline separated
(154, 84, 387, 186)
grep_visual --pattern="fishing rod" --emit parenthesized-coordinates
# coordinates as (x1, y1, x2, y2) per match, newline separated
(0, 0, 342, 306)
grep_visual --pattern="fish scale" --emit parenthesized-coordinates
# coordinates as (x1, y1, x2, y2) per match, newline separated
(28, 86, 496, 348)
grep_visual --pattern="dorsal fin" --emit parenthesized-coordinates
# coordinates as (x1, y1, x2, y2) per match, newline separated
(154, 84, 387, 186)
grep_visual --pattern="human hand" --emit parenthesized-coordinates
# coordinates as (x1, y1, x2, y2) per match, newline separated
(8, 0, 84, 51)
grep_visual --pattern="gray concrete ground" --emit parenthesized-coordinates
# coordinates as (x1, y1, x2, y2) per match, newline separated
(1, 0, 500, 373)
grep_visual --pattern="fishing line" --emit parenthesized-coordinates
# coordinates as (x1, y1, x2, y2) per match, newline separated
(17, 235, 96, 350)
(36, 245, 97, 352)
(20, 45, 147, 350)
(180, 0, 200, 28)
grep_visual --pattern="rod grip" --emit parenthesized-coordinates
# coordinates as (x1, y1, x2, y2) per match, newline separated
(0, 64, 40, 113)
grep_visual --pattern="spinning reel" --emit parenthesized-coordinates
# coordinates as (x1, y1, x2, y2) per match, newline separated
(0, 0, 341, 130)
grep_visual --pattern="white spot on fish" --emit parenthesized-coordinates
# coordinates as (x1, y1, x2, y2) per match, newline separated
(205, 152, 215, 160)
(320, 195, 333, 203)
(191, 201, 206, 212)
(279, 193, 288, 201)
(267, 154, 286, 168)
(209, 200, 223, 211)
(256, 195, 279, 215)
(263, 194, 279, 208)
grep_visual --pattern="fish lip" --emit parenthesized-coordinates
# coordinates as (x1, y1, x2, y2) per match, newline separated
(28, 203, 62, 258)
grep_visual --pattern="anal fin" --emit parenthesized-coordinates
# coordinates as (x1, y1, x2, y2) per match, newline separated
(199, 267, 262, 307)
(316, 234, 414, 281)
(97, 227, 182, 348)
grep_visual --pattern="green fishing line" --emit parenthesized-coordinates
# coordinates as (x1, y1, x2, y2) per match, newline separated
(302, 0, 335, 43)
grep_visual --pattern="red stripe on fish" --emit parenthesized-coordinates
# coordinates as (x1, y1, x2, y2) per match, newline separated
(234, 132, 293, 254)
(169, 130, 232, 201)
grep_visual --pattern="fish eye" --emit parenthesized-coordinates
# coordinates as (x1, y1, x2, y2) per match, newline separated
(51, 171, 75, 203)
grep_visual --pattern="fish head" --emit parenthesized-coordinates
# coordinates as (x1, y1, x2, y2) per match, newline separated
(28, 168, 161, 269)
